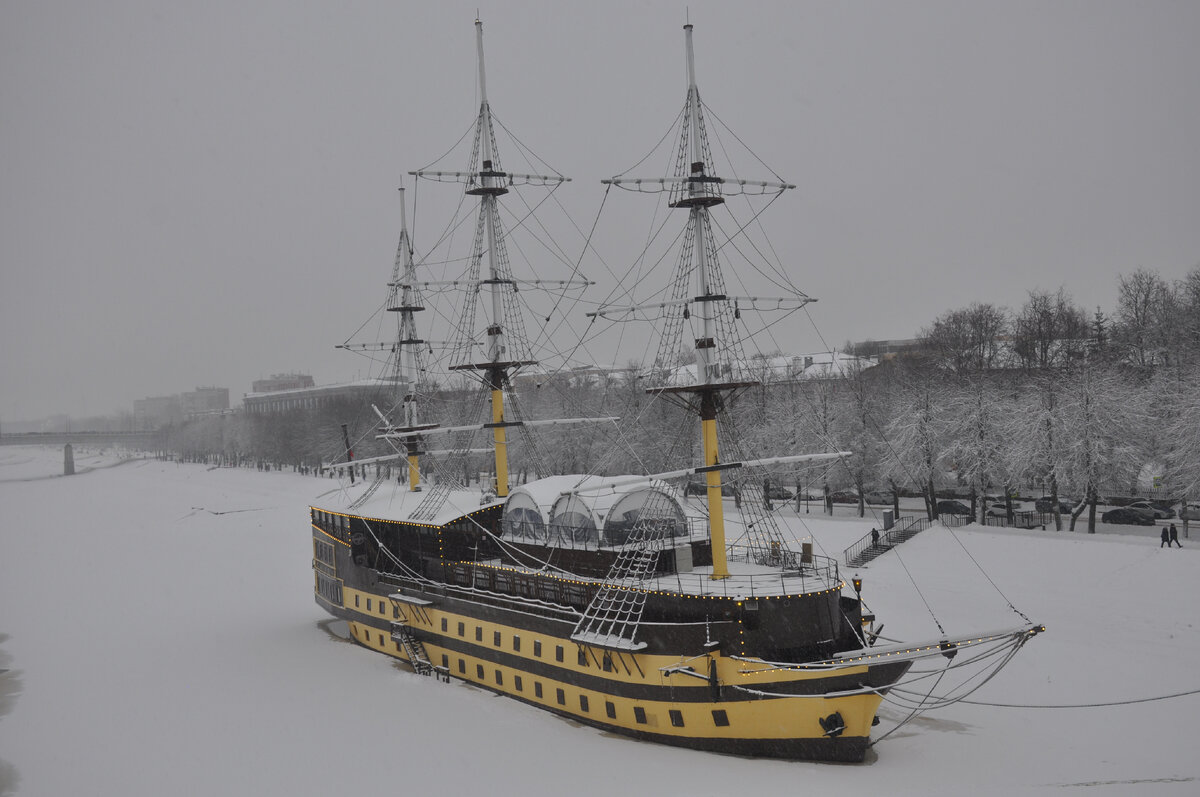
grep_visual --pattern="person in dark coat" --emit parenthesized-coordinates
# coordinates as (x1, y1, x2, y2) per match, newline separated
(1170, 524, 1182, 548)
(871, 528, 880, 547)
(1161, 527, 1171, 547)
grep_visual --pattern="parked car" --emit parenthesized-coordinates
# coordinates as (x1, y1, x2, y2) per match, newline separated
(1101, 507, 1156, 526)
(1035, 497, 1074, 514)
(765, 485, 794, 501)
(863, 491, 894, 506)
(985, 502, 1009, 518)
(829, 490, 860, 504)
(1127, 500, 1175, 520)
(936, 499, 971, 516)
(685, 481, 739, 498)
(1181, 503, 1200, 521)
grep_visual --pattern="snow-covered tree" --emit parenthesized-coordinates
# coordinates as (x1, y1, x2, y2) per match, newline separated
(881, 364, 949, 520)
(941, 375, 1016, 523)
(831, 359, 887, 517)
(1056, 365, 1149, 532)
(1006, 372, 1072, 529)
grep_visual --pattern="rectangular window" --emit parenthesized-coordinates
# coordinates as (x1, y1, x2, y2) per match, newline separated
(535, 682, 543, 699)
(494, 631, 501, 647)
(556, 688, 566, 705)
(534, 640, 542, 657)
(579, 695, 589, 712)
(458, 659, 466, 674)
(366, 599, 372, 612)
(514, 675, 523, 692)
(605, 701, 617, 719)
(392, 605, 399, 619)
(476, 627, 483, 642)
(578, 649, 588, 667)
(476, 664, 485, 679)
(603, 653, 613, 672)
(634, 707, 647, 725)
(669, 709, 684, 727)
(513, 636, 521, 652)
(441, 618, 448, 632)
(458, 622, 465, 637)
(712, 710, 730, 727)
(355, 595, 360, 608)
(495, 670, 503, 686)
(555, 646, 564, 663)
(378, 633, 384, 645)
(441, 654, 449, 669)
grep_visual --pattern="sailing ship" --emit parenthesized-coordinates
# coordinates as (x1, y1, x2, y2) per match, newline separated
(310, 20, 1043, 762)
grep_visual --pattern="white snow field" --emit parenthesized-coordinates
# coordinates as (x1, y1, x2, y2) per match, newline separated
(1, 445, 1197, 795)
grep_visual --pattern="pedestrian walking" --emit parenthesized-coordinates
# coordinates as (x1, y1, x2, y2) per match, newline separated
(1170, 524, 1182, 548)
(1161, 527, 1170, 548)
(871, 528, 880, 548)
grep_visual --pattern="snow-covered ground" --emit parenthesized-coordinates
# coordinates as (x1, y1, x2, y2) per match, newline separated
(1, 445, 1196, 795)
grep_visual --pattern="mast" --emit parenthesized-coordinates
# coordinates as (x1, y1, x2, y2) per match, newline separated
(598, 23, 803, 580)
(387, 184, 426, 490)
(474, 18, 511, 497)
(410, 18, 581, 501)
(682, 23, 730, 579)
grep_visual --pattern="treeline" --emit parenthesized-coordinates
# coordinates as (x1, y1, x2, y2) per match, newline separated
(168, 265, 1200, 532)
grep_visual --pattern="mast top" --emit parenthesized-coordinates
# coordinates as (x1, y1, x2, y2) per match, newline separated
(684, 24, 698, 94)
(397, 181, 407, 234)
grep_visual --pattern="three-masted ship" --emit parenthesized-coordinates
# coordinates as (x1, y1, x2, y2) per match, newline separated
(310, 20, 1042, 762)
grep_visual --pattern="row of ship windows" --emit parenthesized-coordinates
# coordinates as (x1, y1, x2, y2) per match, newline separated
(351, 595, 617, 671)
(352, 624, 732, 729)
(316, 573, 342, 605)
(438, 617, 617, 671)
(442, 654, 730, 728)
(355, 594, 401, 619)
(313, 539, 336, 565)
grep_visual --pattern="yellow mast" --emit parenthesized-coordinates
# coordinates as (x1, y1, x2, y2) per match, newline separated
(701, 394, 730, 579)
(491, 383, 509, 497)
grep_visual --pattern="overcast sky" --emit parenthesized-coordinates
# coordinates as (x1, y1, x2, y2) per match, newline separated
(2, 1, 1198, 422)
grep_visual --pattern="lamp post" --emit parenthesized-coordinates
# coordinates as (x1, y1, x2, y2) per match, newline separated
(851, 575, 865, 644)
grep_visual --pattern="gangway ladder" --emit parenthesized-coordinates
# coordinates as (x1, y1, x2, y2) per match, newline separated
(571, 518, 673, 651)
(391, 621, 440, 677)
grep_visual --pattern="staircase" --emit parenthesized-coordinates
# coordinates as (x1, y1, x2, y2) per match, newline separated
(843, 513, 976, 566)
(391, 622, 434, 676)
(844, 516, 930, 568)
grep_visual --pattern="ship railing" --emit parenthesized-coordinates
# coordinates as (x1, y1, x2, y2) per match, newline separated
(651, 550, 841, 599)
(376, 570, 583, 623)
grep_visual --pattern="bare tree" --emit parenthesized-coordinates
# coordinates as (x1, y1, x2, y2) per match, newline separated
(1012, 288, 1090, 371)
(1114, 268, 1177, 368)
(921, 302, 1010, 373)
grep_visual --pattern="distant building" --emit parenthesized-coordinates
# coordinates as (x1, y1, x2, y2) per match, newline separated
(846, 338, 924, 359)
(251, 373, 316, 393)
(181, 387, 230, 417)
(133, 395, 182, 429)
(243, 379, 399, 414)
